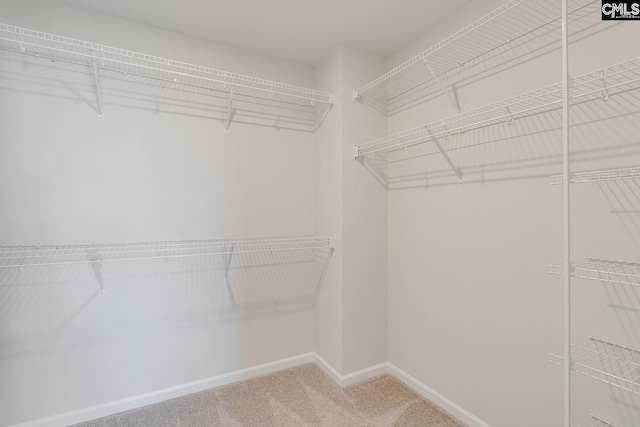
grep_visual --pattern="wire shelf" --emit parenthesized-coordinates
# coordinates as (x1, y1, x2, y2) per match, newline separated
(0, 235, 335, 268)
(549, 258, 640, 287)
(578, 415, 618, 427)
(551, 167, 640, 185)
(353, 0, 599, 115)
(551, 337, 640, 394)
(0, 23, 334, 131)
(0, 235, 335, 301)
(354, 57, 640, 161)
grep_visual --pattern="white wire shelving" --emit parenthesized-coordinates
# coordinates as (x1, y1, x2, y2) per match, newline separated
(549, 258, 640, 287)
(551, 167, 640, 185)
(551, 337, 640, 394)
(0, 23, 334, 130)
(353, 57, 640, 181)
(0, 235, 335, 297)
(353, 0, 598, 115)
(578, 415, 618, 426)
(0, 235, 335, 266)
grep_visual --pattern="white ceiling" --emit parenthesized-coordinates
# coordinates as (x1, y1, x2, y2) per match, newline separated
(57, 0, 472, 65)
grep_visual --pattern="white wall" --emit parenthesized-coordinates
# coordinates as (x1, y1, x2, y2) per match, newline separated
(341, 46, 388, 373)
(314, 45, 388, 375)
(386, 2, 640, 426)
(5, 1, 638, 426)
(314, 46, 344, 373)
(0, 1, 321, 425)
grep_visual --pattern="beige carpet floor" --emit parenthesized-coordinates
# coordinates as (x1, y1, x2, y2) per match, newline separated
(74, 364, 466, 427)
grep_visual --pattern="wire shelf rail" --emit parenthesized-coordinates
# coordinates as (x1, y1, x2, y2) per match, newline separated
(354, 57, 640, 171)
(578, 415, 618, 427)
(551, 337, 640, 394)
(353, 0, 598, 115)
(0, 235, 335, 268)
(549, 258, 640, 287)
(551, 167, 640, 185)
(0, 235, 335, 298)
(0, 23, 334, 130)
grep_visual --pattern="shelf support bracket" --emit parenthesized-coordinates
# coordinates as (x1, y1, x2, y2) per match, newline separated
(600, 71, 610, 102)
(353, 145, 361, 160)
(224, 244, 236, 306)
(428, 132, 463, 183)
(225, 87, 235, 132)
(442, 124, 452, 140)
(424, 60, 461, 113)
(314, 243, 335, 300)
(505, 104, 514, 125)
(91, 60, 104, 120)
(88, 252, 105, 295)
(17, 252, 25, 273)
(19, 29, 26, 53)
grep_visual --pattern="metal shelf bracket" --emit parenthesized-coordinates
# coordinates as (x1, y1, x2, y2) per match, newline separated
(91, 58, 104, 120)
(224, 243, 236, 306)
(314, 244, 335, 300)
(600, 71, 610, 102)
(17, 252, 25, 273)
(423, 57, 461, 113)
(434, 139, 463, 184)
(19, 28, 25, 53)
(225, 87, 235, 132)
(505, 104, 514, 125)
(88, 251, 105, 295)
(427, 129, 463, 183)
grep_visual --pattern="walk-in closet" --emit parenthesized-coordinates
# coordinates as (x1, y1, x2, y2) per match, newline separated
(1, 0, 639, 426)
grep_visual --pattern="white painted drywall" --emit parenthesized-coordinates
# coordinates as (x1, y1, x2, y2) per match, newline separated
(314, 44, 388, 375)
(314, 46, 344, 374)
(0, 1, 321, 425)
(340, 46, 388, 374)
(386, 2, 640, 426)
(5, 1, 638, 426)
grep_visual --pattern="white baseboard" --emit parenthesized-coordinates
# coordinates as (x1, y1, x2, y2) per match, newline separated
(11, 354, 490, 427)
(11, 353, 315, 427)
(313, 354, 389, 387)
(387, 364, 492, 427)
(312, 353, 345, 385)
(312, 356, 491, 426)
